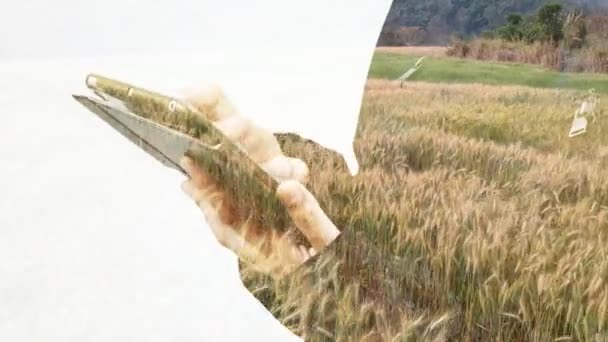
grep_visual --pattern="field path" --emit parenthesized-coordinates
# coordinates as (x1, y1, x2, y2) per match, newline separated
(375, 46, 448, 57)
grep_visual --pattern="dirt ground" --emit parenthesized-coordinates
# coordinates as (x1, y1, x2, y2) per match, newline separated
(375, 46, 448, 57)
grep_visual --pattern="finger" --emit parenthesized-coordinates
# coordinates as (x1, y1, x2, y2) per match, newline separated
(185, 176, 308, 277)
(181, 85, 237, 122)
(261, 155, 309, 183)
(181, 85, 288, 165)
(179, 156, 215, 189)
(182, 175, 245, 230)
(185, 191, 251, 259)
(184, 177, 257, 255)
(182, 86, 309, 182)
(213, 114, 249, 142)
(197, 194, 250, 253)
(180, 157, 234, 223)
(237, 121, 283, 164)
(213, 115, 283, 165)
(276, 180, 340, 251)
(181, 179, 219, 208)
(180, 152, 266, 237)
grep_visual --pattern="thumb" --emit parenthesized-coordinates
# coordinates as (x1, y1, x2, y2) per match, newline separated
(276, 180, 340, 251)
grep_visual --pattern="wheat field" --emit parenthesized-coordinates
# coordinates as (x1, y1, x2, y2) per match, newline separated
(240, 80, 608, 341)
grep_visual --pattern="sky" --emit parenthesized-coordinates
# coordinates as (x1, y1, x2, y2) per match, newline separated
(0, 0, 393, 341)
(0, 0, 387, 60)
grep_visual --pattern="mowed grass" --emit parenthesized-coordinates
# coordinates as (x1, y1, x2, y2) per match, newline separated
(243, 80, 608, 341)
(369, 52, 608, 93)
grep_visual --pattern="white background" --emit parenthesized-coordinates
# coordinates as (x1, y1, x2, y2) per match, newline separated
(0, 1, 392, 341)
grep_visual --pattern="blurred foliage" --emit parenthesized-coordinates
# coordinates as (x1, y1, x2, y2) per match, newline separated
(378, 0, 606, 45)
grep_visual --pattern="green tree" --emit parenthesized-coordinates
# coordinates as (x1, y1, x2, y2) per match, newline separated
(507, 13, 524, 26)
(523, 23, 544, 43)
(536, 3, 565, 43)
(496, 13, 525, 41)
(380, 0, 603, 45)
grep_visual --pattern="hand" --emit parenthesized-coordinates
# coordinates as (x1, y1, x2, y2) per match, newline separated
(179, 85, 341, 278)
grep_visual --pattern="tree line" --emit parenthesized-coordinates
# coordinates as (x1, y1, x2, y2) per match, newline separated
(378, 0, 606, 46)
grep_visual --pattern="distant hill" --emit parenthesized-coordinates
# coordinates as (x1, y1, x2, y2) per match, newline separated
(378, 0, 608, 45)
